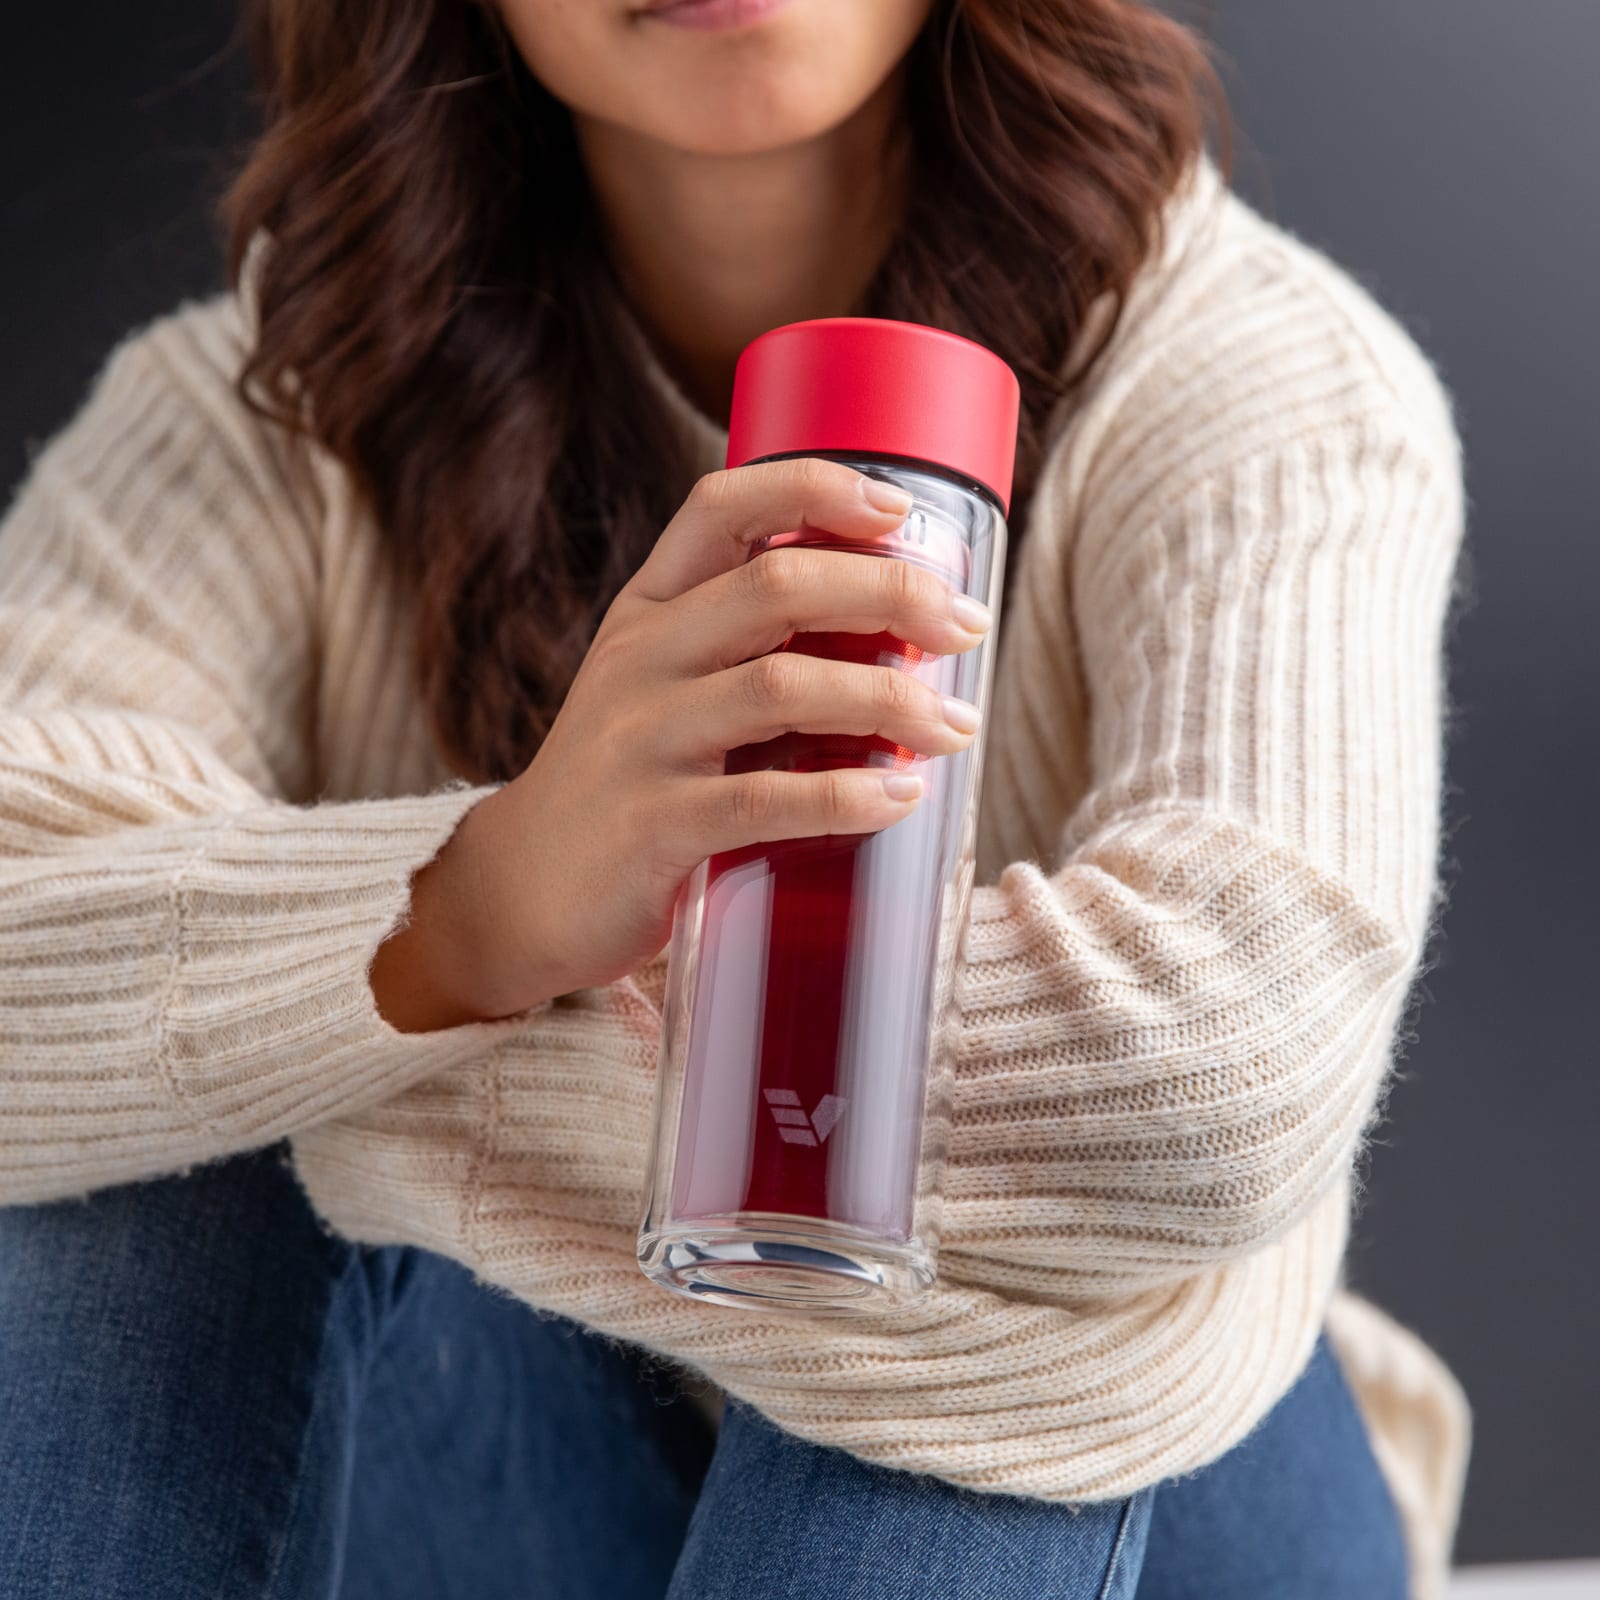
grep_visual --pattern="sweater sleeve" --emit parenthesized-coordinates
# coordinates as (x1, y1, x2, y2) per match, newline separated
(938, 249, 1466, 1301)
(0, 301, 542, 1205)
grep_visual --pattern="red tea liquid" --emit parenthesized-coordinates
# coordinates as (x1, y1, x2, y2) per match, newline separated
(668, 625, 959, 1240)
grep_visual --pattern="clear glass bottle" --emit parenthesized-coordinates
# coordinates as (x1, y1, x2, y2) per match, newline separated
(637, 318, 1019, 1312)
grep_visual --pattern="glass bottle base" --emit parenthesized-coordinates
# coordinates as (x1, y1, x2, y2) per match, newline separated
(638, 1216, 934, 1312)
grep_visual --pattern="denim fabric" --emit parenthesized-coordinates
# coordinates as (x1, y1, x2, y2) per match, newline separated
(0, 1147, 1407, 1599)
(667, 1399, 1151, 1600)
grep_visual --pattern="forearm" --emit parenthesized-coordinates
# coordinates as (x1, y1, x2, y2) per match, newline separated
(940, 804, 1413, 1299)
(0, 715, 536, 1204)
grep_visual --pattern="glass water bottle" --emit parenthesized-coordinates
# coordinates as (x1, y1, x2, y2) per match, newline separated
(638, 316, 1021, 1312)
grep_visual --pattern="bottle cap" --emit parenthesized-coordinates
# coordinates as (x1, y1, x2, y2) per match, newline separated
(725, 317, 1021, 516)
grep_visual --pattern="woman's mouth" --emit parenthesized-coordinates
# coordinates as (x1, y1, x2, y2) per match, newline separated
(636, 0, 798, 33)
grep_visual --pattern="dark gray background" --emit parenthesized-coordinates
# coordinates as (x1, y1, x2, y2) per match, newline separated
(2, 0, 1595, 1566)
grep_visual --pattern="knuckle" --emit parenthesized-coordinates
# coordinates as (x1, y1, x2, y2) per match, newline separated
(881, 555, 925, 612)
(731, 770, 780, 831)
(744, 547, 806, 606)
(759, 453, 829, 493)
(749, 650, 806, 709)
(689, 468, 737, 513)
(876, 665, 916, 719)
(820, 768, 857, 825)
(583, 623, 631, 682)
(791, 454, 839, 495)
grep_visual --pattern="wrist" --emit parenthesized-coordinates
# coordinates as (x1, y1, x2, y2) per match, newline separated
(370, 787, 543, 1032)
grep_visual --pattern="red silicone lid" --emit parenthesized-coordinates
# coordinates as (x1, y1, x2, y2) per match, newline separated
(725, 317, 1021, 516)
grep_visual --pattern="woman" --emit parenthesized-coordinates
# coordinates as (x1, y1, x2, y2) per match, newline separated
(0, 0, 1470, 1595)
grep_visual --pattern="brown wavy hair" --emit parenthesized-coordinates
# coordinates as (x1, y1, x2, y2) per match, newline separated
(223, 1, 1228, 786)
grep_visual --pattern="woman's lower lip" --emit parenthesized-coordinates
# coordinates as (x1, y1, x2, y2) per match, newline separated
(641, 0, 797, 32)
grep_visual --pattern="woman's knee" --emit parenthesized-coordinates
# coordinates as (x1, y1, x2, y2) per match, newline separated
(0, 1146, 367, 1600)
(1134, 1334, 1410, 1600)
(0, 1145, 357, 1403)
(666, 1399, 1152, 1600)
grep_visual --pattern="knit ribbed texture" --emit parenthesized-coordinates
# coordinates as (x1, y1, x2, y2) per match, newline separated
(0, 158, 1468, 1596)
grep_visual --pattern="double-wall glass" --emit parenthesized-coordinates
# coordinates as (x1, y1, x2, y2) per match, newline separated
(637, 451, 1008, 1311)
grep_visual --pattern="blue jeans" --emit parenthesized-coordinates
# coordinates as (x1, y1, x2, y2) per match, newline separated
(0, 1146, 1408, 1599)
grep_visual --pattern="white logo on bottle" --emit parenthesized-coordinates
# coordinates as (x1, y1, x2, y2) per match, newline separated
(763, 1088, 847, 1147)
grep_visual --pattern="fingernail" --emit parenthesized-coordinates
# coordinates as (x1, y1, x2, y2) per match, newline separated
(941, 696, 982, 734)
(882, 772, 923, 800)
(861, 477, 914, 514)
(950, 594, 993, 633)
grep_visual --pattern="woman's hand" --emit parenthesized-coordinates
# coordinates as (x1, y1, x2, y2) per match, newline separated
(371, 456, 993, 1031)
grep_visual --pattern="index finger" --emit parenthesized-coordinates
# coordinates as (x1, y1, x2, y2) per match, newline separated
(627, 456, 916, 603)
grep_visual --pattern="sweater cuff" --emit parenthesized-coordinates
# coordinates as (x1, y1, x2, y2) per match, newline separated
(159, 779, 546, 1144)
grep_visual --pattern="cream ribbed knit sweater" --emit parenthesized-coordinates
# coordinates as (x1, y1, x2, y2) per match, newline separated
(0, 159, 1470, 1593)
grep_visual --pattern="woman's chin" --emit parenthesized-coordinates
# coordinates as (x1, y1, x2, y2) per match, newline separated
(616, 75, 867, 159)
